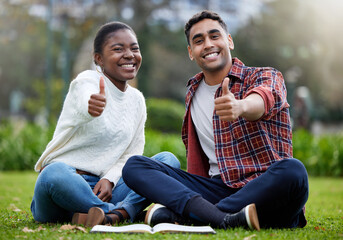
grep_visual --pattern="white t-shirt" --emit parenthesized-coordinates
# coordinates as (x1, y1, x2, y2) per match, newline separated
(190, 79, 220, 177)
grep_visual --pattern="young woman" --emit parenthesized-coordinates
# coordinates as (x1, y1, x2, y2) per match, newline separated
(30, 21, 180, 227)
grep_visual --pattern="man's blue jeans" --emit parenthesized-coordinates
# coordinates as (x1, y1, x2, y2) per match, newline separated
(123, 156, 309, 228)
(31, 152, 180, 223)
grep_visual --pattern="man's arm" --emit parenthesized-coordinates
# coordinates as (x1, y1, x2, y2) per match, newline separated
(214, 78, 265, 122)
(240, 93, 265, 121)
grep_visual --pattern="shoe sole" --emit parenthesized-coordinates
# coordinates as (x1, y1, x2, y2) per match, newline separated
(144, 204, 165, 225)
(85, 207, 105, 228)
(71, 213, 88, 226)
(245, 203, 260, 231)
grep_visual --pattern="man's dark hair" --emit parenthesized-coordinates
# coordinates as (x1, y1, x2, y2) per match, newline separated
(184, 10, 228, 45)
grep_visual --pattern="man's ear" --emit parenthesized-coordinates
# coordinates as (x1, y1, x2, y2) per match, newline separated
(94, 53, 103, 66)
(228, 34, 234, 50)
(187, 45, 194, 61)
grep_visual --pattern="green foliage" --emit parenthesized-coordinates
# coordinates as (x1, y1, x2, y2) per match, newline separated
(293, 129, 343, 177)
(0, 2, 102, 115)
(0, 2, 48, 110)
(1, 172, 342, 239)
(0, 119, 187, 171)
(1, 119, 343, 178)
(0, 120, 54, 171)
(144, 129, 186, 169)
(23, 78, 65, 122)
(233, 0, 343, 121)
(137, 24, 199, 100)
(146, 98, 185, 133)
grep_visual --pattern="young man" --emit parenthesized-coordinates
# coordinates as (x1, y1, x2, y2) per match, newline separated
(123, 10, 308, 230)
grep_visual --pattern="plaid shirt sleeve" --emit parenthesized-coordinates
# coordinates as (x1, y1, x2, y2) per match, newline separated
(244, 68, 289, 121)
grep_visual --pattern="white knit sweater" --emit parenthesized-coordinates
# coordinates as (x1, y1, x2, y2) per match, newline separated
(34, 70, 146, 186)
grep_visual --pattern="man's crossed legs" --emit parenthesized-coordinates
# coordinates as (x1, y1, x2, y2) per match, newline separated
(122, 156, 308, 229)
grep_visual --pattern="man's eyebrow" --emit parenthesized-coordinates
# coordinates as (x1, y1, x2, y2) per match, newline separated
(208, 29, 220, 34)
(191, 29, 221, 42)
(192, 33, 203, 42)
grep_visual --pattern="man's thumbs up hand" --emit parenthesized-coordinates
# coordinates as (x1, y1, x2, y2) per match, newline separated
(88, 77, 107, 117)
(221, 77, 230, 96)
(214, 77, 242, 121)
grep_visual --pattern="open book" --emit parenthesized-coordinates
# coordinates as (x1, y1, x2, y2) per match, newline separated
(90, 223, 216, 234)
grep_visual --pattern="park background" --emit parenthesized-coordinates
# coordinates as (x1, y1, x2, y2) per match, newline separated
(0, 0, 342, 239)
(1, 0, 342, 174)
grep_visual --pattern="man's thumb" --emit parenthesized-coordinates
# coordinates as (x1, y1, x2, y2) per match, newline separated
(99, 77, 105, 96)
(222, 77, 230, 95)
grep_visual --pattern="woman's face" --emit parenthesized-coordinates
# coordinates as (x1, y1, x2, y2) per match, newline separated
(95, 29, 142, 91)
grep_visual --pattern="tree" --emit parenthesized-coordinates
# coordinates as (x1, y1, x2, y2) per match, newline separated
(0, 0, 106, 121)
(73, 0, 194, 97)
(0, 1, 47, 115)
(233, 0, 343, 122)
(1, 0, 275, 121)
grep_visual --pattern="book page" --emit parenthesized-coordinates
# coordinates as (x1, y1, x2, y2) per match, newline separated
(152, 223, 216, 234)
(91, 224, 153, 233)
(90, 223, 216, 234)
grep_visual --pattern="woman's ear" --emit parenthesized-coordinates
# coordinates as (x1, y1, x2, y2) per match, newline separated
(94, 53, 103, 66)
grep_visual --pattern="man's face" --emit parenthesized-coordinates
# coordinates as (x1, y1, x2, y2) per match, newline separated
(187, 19, 234, 74)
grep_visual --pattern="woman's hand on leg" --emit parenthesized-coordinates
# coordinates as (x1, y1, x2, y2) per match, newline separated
(93, 179, 114, 202)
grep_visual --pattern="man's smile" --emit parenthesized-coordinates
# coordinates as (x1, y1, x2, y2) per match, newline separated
(203, 51, 220, 59)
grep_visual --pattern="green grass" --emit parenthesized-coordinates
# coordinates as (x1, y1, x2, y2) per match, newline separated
(0, 172, 342, 240)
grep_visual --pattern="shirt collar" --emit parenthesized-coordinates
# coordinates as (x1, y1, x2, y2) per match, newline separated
(227, 57, 246, 81)
(186, 57, 246, 87)
(186, 72, 204, 87)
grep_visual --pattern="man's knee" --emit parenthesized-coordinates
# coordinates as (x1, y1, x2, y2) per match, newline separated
(281, 158, 308, 180)
(122, 156, 150, 180)
(275, 159, 309, 196)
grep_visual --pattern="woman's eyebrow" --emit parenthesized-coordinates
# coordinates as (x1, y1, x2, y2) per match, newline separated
(109, 43, 123, 48)
(109, 42, 138, 48)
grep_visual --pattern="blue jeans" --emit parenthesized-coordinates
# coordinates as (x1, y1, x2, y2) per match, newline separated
(123, 156, 309, 228)
(31, 152, 180, 223)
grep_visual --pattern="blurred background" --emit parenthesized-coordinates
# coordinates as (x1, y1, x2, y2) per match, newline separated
(0, 0, 343, 175)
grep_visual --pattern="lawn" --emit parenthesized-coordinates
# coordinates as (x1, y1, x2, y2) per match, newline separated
(0, 171, 342, 240)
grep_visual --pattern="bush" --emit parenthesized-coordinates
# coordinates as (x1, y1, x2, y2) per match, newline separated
(1, 120, 343, 177)
(144, 129, 186, 169)
(0, 120, 187, 171)
(146, 98, 185, 133)
(293, 129, 343, 177)
(24, 78, 65, 122)
(0, 120, 54, 170)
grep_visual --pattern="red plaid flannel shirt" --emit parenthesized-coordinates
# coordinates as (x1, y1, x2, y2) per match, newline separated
(182, 58, 292, 188)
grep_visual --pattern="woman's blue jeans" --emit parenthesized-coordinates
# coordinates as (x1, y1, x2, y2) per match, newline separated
(30, 152, 180, 223)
